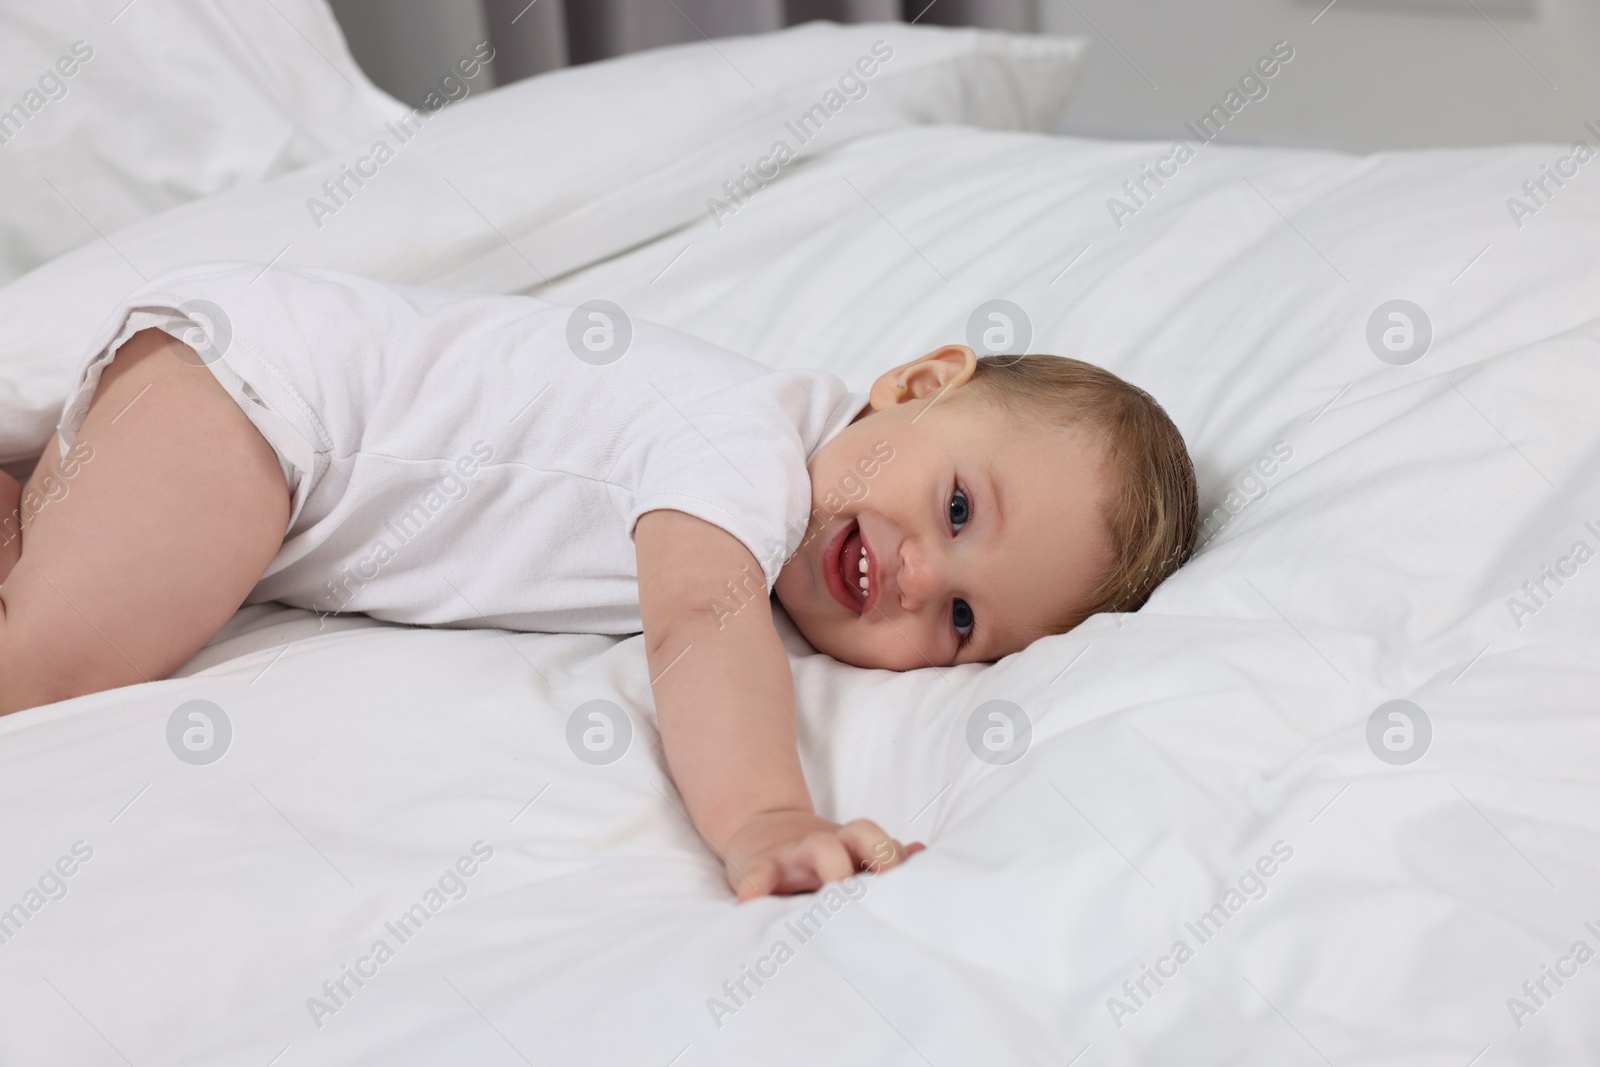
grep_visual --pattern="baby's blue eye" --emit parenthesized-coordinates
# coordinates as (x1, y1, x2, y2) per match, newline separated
(949, 487, 970, 531)
(952, 598, 974, 636)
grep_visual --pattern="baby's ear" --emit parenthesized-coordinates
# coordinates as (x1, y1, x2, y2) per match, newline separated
(868, 344, 977, 410)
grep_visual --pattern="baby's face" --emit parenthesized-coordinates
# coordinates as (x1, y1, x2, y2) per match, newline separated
(774, 346, 1115, 670)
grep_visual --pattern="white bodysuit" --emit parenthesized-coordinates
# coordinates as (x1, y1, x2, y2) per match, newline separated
(56, 262, 867, 634)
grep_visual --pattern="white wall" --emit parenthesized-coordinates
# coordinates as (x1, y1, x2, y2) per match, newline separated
(1040, 0, 1600, 149)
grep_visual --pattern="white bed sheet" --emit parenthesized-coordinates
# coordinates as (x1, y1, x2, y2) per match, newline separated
(1, 124, 1598, 1066)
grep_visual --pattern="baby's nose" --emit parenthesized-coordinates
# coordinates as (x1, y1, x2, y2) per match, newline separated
(893, 541, 946, 611)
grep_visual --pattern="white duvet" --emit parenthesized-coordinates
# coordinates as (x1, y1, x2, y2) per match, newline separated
(3, 78, 1600, 1067)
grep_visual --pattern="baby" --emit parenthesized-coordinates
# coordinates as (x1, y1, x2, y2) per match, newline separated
(0, 262, 1198, 899)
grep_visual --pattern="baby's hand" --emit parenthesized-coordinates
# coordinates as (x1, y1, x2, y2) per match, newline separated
(721, 810, 925, 901)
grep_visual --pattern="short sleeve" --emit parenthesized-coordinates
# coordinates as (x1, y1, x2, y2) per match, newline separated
(619, 369, 860, 588)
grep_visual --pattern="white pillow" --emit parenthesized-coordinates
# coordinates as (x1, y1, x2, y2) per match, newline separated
(0, 0, 402, 287)
(0, 20, 1090, 464)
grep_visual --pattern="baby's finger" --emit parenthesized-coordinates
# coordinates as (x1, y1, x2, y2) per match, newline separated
(795, 831, 856, 888)
(837, 819, 910, 872)
(733, 857, 781, 902)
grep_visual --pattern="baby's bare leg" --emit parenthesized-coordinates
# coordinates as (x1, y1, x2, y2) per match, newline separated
(0, 470, 22, 581)
(0, 327, 290, 715)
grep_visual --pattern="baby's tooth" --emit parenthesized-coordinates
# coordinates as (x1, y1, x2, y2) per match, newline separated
(858, 577, 868, 592)
(858, 555, 868, 574)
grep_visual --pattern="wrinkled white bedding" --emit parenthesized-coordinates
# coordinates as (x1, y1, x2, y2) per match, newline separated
(0, 0, 401, 286)
(3, 117, 1599, 1067)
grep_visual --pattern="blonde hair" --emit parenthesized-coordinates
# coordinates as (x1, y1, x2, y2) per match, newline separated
(964, 354, 1198, 634)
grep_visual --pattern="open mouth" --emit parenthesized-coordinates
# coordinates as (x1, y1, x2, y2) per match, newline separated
(823, 518, 875, 614)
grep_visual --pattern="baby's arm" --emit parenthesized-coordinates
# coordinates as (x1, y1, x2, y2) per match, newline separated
(635, 509, 921, 900)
